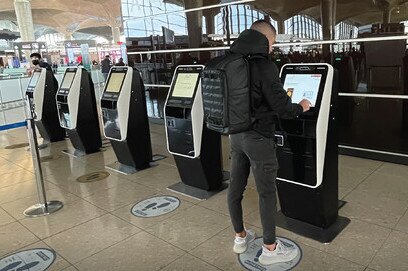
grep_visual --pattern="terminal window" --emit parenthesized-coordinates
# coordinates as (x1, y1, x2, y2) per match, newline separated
(172, 73, 199, 98)
(61, 72, 75, 89)
(29, 72, 41, 88)
(106, 73, 126, 93)
(283, 74, 322, 106)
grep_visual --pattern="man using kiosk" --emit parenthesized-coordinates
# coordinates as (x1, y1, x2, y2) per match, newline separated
(225, 20, 311, 265)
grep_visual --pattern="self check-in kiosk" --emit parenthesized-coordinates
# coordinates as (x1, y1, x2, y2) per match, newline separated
(100, 66, 153, 174)
(56, 68, 102, 156)
(165, 65, 225, 200)
(275, 63, 349, 243)
(26, 68, 65, 142)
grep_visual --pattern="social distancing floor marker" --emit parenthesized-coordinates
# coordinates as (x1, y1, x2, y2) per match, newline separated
(131, 196, 180, 218)
(0, 248, 56, 271)
(76, 171, 110, 183)
(238, 237, 302, 271)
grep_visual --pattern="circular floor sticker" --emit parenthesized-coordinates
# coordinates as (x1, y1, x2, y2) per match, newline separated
(76, 171, 110, 183)
(131, 196, 180, 218)
(238, 237, 302, 271)
(0, 248, 56, 271)
(4, 143, 29, 149)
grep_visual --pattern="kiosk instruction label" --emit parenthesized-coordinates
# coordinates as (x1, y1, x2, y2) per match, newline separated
(131, 196, 180, 218)
(238, 237, 302, 271)
(0, 248, 56, 271)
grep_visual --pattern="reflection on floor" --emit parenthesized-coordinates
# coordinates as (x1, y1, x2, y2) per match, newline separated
(0, 123, 408, 271)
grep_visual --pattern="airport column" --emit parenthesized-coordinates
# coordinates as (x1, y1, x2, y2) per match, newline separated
(14, 0, 35, 60)
(184, 0, 203, 49)
(203, 10, 216, 35)
(13, 0, 35, 41)
(111, 26, 121, 44)
(64, 33, 73, 41)
(383, 9, 391, 24)
(320, 0, 336, 58)
(277, 18, 285, 35)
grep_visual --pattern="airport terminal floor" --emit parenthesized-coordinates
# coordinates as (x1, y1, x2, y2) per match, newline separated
(0, 123, 408, 271)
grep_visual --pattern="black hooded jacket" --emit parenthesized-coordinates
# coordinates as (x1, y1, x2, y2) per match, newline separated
(230, 29, 303, 138)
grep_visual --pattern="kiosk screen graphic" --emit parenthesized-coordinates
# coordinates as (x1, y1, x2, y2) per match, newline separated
(171, 73, 199, 98)
(283, 74, 322, 106)
(61, 72, 75, 89)
(29, 72, 41, 88)
(106, 73, 125, 93)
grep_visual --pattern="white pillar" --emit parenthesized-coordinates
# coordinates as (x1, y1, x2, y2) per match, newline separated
(14, 0, 35, 41)
(112, 26, 121, 44)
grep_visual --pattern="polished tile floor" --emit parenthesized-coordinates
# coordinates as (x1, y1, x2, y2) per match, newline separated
(0, 124, 408, 271)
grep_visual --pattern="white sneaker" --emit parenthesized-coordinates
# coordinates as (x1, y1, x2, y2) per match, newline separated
(233, 229, 256, 254)
(258, 239, 298, 266)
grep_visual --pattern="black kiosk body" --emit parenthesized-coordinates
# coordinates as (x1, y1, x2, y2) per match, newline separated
(100, 66, 152, 174)
(26, 68, 65, 142)
(56, 68, 102, 156)
(165, 65, 224, 200)
(275, 63, 349, 243)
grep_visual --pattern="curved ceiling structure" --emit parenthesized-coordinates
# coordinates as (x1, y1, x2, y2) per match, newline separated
(0, 0, 407, 40)
(0, 0, 121, 39)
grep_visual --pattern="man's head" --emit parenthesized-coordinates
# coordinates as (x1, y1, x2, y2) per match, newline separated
(119, 57, 123, 62)
(105, 55, 110, 59)
(30, 52, 42, 66)
(250, 20, 276, 53)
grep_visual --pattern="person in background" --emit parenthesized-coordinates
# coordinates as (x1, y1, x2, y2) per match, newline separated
(127, 59, 134, 68)
(29, 52, 58, 90)
(101, 55, 112, 81)
(30, 53, 51, 71)
(116, 57, 125, 66)
(52, 62, 58, 74)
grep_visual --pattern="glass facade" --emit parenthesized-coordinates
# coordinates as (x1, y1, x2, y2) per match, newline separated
(122, 0, 187, 37)
(335, 22, 359, 39)
(285, 15, 322, 40)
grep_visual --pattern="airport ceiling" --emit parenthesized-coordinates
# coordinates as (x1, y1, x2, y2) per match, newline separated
(0, 0, 408, 40)
(0, 0, 121, 39)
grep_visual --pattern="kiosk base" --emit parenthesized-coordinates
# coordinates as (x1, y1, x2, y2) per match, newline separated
(62, 149, 87, 158)
(167, 181, 228, 201)
(106, 161, 140, 175)
(106, 160, 160, 175)
(276, 201, 350, 243)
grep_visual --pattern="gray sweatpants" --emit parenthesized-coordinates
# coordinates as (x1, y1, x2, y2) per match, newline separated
(228, 130, 278, 245)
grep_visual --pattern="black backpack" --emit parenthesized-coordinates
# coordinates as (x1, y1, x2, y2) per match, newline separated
(201, 53, 252, 134)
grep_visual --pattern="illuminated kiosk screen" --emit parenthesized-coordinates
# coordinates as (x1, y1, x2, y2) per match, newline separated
(106, 73, 126, 93)
(172, 73, 199, 98)
(283, 74, 322, 106)
(29, 72, 41, 88)
(61, 72, 75, 89)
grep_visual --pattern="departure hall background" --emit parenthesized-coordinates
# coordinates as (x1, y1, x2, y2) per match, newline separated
(1, 0, 408, 270)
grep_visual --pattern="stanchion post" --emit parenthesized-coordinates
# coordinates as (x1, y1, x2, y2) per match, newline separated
(23, 96, 63, 217)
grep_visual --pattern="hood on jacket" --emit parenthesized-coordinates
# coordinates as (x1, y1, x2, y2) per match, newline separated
(230, 29, 270, 56)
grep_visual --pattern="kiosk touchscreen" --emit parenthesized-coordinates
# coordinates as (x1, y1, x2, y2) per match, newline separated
(56, 68, 102, 156)
(275, 64, 349, 243)
(26, 68, 65, 142)
(165, 65, 224, 199)
(100, 66, 152, 174)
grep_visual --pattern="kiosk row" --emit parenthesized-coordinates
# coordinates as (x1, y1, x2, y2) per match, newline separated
(26, 63, 348, 242)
